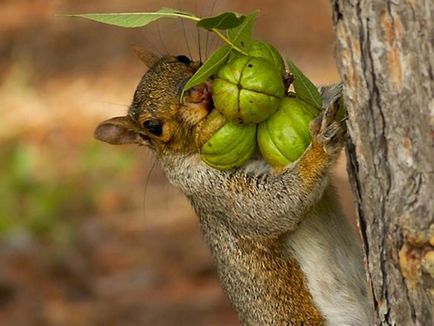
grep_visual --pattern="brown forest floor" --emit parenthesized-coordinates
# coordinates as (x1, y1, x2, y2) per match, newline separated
(0, 1, 355, 325)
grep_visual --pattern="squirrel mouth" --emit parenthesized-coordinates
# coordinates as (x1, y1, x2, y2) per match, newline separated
(182, 81, 214, 122)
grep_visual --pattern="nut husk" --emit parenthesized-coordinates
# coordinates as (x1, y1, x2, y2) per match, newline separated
(212, 56, 285, 124)
(231, 40, 285, 74)
(198, 110, 257, 170)
(257, 97, 320, 167)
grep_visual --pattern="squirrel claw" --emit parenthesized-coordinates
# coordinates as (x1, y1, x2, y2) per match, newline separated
(321, 101, 339, 131)
(310, 100, 347, 155)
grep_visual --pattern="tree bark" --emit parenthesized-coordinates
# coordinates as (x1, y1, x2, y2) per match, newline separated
(330, 0, 433, 325)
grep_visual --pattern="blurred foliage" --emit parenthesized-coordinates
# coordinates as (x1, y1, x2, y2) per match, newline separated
(0, 139, 136, 244)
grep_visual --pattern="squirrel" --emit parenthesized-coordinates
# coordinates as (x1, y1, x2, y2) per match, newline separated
(94, 51, 374, 325)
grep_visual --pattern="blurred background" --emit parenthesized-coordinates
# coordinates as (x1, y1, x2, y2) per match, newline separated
(0, 0, 354, 325)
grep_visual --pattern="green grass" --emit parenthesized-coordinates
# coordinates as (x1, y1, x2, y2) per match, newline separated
(0, 139, 137, 244)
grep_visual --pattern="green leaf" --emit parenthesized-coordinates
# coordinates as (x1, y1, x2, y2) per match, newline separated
(197, 12, 245, 30)
(181, 46, 231, 97)
(227, 11, 258, 52)
(181, 11, 258, 97)
(64, 7, 197, 28)
(181, 12, 257, 96)
(286, 58, 322, 109)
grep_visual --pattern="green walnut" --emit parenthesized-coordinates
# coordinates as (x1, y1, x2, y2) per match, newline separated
(212, 56, 285, 124)
(257, 97, 320, 167)
(231, 41, 285, 73)
(197, 110, 257, 170)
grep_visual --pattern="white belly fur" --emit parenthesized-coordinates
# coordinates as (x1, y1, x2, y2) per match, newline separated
(285, 186, 374, 326)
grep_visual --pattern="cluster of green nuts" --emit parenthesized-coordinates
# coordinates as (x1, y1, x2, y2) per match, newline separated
(197, 41, 321, 170)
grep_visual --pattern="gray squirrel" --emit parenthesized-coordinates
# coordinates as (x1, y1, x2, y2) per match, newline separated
(94, 52, 374, 325)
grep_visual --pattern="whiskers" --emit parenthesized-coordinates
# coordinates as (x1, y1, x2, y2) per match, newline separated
(96, 100, 130, 109)
(130, 0, 222, 63)
(133, 28, 164, 57)
(131, 0, 222, 218)
(143, 156, 158, 219)
(176, 0, 221, 62)
(157, 21, 169, 55)
(204, 0, 219, 59)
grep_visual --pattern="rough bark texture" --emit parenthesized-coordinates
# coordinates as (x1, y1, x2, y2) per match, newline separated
(330, 0, 434, 325)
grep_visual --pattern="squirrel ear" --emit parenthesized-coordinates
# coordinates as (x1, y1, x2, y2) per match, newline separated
(132, 45, 159, 67)
(94, 116, 145, 145)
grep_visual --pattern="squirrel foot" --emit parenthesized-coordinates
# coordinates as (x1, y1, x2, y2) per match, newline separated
(310, 101, 347, 156)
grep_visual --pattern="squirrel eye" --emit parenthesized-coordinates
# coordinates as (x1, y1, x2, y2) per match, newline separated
(143, 120, 163, 136)
(176, 55, 191, 65)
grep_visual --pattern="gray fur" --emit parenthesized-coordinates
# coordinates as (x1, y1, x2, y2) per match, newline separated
(97, 58, 374, 325)
(153, 88, 374, 325)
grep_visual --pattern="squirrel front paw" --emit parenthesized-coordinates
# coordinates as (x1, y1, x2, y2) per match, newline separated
(309, 101, 347, 156)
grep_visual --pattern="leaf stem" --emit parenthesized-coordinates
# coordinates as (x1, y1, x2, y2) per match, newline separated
(211, 29, 248, 55)
(180, 15, 248, 55)
(184, 15, 201, 22)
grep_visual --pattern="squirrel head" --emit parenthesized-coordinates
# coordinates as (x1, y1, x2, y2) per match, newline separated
(94, 49, 212, 155)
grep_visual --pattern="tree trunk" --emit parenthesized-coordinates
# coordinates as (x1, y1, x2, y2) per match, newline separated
(330, 0, 433, 325)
